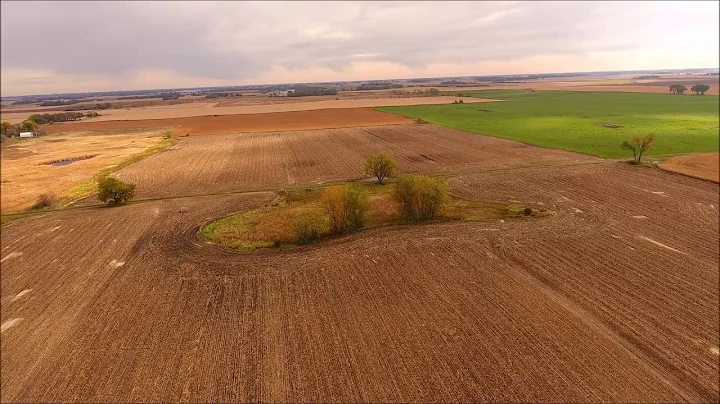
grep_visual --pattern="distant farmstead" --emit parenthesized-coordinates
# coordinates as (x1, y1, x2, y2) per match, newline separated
(265, 90, 290, 97)
(19, 132, 33, 138)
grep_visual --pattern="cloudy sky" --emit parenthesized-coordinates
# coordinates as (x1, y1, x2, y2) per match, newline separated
(1, 1, 718, 96)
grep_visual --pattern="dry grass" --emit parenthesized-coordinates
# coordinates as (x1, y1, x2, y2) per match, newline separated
(0, 130, 168, 213)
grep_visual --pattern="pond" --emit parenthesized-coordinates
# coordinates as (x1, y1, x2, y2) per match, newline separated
(49, 156, 95, 166)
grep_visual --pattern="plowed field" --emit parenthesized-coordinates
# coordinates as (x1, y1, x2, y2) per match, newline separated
(40, 108, 413, 135)
(116, 124, 594, 199)
(659, 152, 720, 183)
(2, 126, 718, 402)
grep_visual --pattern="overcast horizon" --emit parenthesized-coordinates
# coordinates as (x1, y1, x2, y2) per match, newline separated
(2, 1, 718, 97)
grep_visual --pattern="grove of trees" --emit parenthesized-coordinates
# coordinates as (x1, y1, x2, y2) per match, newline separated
(287, 87, 338, 97)
(356, 82, 403, 91)
(27, 112, 86, 124)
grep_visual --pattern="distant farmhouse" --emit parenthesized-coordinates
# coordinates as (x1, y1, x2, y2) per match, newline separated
(265, 90, 290, 97)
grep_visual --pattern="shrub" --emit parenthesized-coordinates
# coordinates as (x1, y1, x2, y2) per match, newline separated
(97, 177, 136, 205)
(621, 133, 655, 164)
(273, 240, 281, 248)
(458, 99, 464, 104)
(32, 193, 57, 210)
(453, 100, 458, 104)
(4, 127, 19, 137)
(321, 183, 369, 234)
(523, 207, 533, 216)
(294, 217, 319, 244)
(364, 153, 397, 184)
(393, 174, 450, 221)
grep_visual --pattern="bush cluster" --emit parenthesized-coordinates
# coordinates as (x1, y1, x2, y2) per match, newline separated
(31, 193, 57, 210)
(321, 183, 369, 234)
(393, 174, 449, 221)
(97, 177, 136, 205)
(293, 217, 320, 244)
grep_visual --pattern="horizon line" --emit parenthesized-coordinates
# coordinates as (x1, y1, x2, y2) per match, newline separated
(2, 66, 717, 99)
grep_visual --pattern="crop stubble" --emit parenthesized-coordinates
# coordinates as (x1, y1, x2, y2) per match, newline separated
(1, 126, 718, 402)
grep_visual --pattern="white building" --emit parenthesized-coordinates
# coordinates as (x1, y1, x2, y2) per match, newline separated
(265, 90, 289, 97)
(19, 132, 33, 138)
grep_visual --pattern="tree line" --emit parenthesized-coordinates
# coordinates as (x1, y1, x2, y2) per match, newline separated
(287, 87, 338, 97)
(355, 83, 403, 91)
(1, 111, 99, 138)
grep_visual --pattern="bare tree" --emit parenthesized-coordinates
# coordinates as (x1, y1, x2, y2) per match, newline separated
(621, 133, 656, 164)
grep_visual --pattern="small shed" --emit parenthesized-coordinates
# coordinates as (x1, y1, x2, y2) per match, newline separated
(19, 132, 33, 138)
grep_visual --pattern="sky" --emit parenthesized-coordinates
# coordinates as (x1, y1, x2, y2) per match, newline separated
(1, 1, 718, 96)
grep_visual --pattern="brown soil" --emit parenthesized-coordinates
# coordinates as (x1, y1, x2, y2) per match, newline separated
(1, 126, 717, 402)
(40, 108, 414, 135)
(659, 153, 719, 183)
(115, 124, 593, 200)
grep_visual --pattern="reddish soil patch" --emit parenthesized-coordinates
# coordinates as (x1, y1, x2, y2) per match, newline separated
(659, 153, 719, 183)
(40, 108, 413, 135)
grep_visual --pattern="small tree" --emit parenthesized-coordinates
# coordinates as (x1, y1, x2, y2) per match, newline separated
(621, 133, 656, 164)
(321, 183, 369, 234)
(669, 84, 687, 94)
(97, 177, 136, 205)
(1, 121, 11, 136)
(32, 193, 57, 210)
(364, 153, 397, 184)
(691, 84, 710, 95)
(394, 174, 450, 221)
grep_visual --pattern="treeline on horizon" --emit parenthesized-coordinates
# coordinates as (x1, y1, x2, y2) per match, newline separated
(3, 68, 717, 103)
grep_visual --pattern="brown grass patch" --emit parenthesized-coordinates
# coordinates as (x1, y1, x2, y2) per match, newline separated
(0, 131, 167, 213)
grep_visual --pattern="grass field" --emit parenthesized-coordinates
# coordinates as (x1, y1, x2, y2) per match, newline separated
(376, 90, 720, 158)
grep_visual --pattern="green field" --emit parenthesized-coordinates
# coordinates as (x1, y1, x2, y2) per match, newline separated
(376, 90, 719, 158)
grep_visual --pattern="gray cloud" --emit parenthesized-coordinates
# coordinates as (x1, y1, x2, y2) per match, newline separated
(1, 1, 717, 84)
